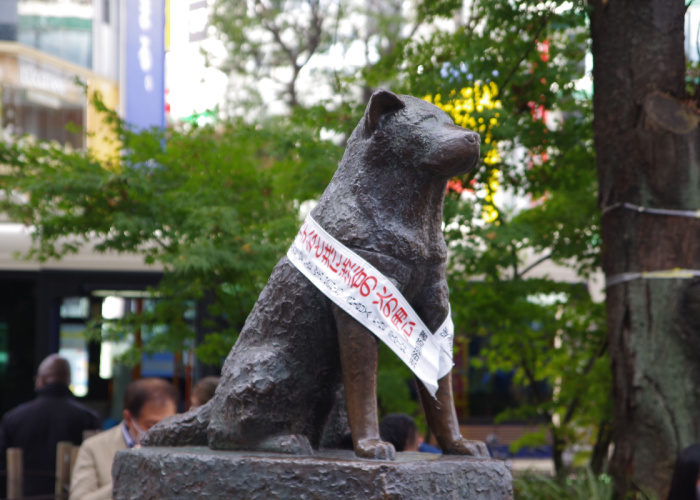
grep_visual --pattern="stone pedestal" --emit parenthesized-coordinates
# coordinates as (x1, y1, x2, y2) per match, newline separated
(113, 447, 513, 499)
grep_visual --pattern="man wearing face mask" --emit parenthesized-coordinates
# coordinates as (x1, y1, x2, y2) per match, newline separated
(70, 378, 178, 500)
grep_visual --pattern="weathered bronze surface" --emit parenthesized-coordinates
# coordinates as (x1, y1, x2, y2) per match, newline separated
(113, 447, 513, 500)
(145, 90, 487, 460)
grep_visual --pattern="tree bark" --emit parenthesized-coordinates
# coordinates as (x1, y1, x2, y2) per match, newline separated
(590, 1, 700, 497)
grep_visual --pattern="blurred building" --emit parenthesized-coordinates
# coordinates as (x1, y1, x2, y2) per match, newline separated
(0, 0, 184, 419)
(165, 0, 226, 126)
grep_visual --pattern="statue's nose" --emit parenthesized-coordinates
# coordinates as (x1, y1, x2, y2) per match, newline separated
(466, 132, 480, 144)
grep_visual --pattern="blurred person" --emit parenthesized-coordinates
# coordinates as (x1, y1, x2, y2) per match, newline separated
(379, 413, 441, 454)
(419, 438, 442, 454)
(667, 443, 700, 500)
(190, 376, 219, 409)
(0, 354, 100, 497)
(70, 378, 178, 500)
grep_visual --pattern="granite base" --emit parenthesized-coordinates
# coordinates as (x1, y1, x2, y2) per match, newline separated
(113, 447, 513, 499)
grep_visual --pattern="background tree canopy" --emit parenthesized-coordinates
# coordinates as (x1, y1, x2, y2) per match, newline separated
(389, 0, 607, 475)
(0, 99, 343, 364)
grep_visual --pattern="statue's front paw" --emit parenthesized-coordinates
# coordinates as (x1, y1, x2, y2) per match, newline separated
(354, 438, 396, 460)
(442, 437, 490, 458)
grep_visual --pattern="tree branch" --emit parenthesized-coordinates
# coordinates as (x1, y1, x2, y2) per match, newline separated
(561, 338, 608, 426)
(497, 13, 549, 96)
(298, 0, 323, 67)
(517, 252, 552, 279)
(522, 353, 547, 404)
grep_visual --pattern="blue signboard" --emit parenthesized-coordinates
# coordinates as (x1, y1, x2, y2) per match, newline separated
(125, 0, 165, 129)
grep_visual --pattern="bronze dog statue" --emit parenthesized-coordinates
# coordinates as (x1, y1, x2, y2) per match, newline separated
(145, 90, 488, 460)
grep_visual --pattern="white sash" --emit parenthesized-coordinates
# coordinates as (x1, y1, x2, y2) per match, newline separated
(287, 215, 454, 397)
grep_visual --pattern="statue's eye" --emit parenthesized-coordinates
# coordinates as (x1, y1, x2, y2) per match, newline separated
(420, 115, 438, 123)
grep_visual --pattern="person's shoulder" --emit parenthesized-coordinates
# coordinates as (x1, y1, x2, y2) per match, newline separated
(67, 398, 100, 420)
(83, 423, 125, 448)
(1, 398, 39, 426)
(418, 442, 442, 454)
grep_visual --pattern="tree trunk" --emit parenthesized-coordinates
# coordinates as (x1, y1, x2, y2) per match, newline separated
(551, 429, 567, 478)
(590, 1, 700, 498)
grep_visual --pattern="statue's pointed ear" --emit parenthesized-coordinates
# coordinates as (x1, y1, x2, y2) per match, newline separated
(366, 90, 404, 134)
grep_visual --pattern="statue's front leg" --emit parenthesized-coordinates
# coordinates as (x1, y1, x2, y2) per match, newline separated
(417, 374, 489, 457)
(333, 305, 396, 460)
(411, 272, 489, 458)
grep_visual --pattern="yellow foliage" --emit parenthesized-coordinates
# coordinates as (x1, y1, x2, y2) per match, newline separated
(426, 82, 502, 223)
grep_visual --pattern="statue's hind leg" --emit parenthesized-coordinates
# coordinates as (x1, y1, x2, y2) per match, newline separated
(207, 344, 332, 454)
(207, 259, 341, 454)
(142, 399, 211, 447)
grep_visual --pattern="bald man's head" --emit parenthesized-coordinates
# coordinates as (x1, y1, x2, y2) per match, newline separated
(36, 354, 71, 390)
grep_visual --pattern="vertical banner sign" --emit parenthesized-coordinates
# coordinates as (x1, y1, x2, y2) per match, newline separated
(188, 0, 207, 42)
(125, 0, 165, 129)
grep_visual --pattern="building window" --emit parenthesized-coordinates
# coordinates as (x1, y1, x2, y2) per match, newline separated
(59, 322, 89, 397)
